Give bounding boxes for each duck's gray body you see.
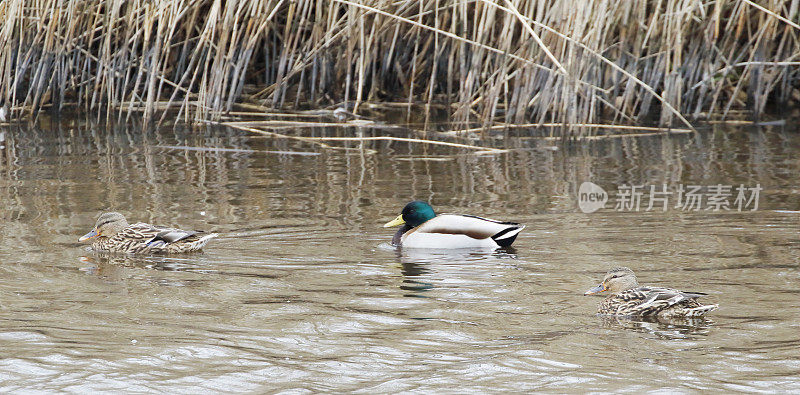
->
[392,214,524,249]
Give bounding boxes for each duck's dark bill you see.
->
[584,284,605,295]
[383,214,405,228]
[79,229,98,242]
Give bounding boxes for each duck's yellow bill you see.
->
[79,229,98,242]
[584,283,606,295]
[383,214,405,228]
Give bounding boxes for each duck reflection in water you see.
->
[79,254,212,281]
[396,247,518,297]
[397,249,435,297]
[598,315,714,339]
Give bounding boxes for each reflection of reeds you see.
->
[0,1,797,130]
[0,118,797,247]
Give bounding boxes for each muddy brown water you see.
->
[0,118,798,392]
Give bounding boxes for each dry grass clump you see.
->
[0,0,798,130]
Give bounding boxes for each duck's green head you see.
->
[383,201,436,228]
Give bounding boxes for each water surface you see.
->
[0,117,798,392]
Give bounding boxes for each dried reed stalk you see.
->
[0,0,797,132]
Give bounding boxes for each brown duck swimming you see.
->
[79,212,217,254]
[584,267,718,318]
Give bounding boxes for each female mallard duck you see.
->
[383,201,524,249]
[79,212,218,254]
[584,267,718,318]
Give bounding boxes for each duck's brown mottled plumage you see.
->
[80,212,217,254]
[585,267,717,318]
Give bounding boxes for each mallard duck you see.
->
[383,201,524,249]
[584,267,718,318]
[79,212,217,254]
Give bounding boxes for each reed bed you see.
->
[0,0,798,132]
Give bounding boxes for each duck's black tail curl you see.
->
[491,224,525,247]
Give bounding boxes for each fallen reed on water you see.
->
[0,0,798,130]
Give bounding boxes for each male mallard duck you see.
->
[79,212,217,254]
[584,267,718,318]
[383,201,524,248]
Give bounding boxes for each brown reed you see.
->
[0,0,797,133]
